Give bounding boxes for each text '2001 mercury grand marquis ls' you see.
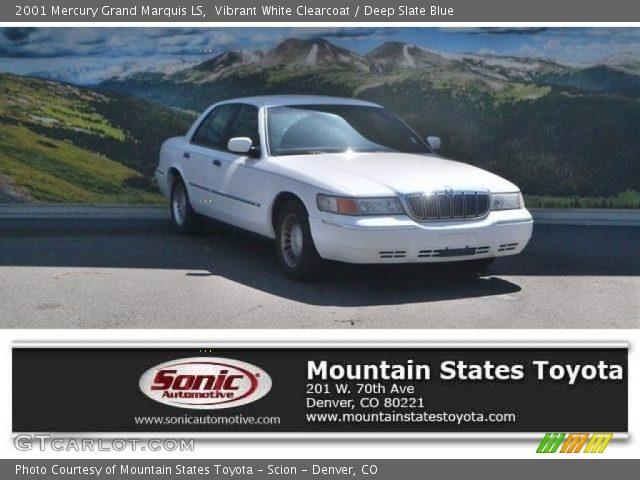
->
[156,95,533,279]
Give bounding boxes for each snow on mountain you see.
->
[90,38,636,88]
[259,38,369,71]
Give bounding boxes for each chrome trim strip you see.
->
[189,182,209,192]
[321,219,418,230]
[494,218,534,225]
[188,182,261,207]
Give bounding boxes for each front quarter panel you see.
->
[156,136,188,198]
[235,161,329,239]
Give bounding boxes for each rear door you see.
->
[214,104,265,230]
[185,103,239,216]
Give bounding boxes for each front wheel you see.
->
[170,179,202,234]
[275,200,322,280]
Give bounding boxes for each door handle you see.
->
[212,159,222,167]
[183,151,190,159]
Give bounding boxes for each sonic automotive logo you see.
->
[139,357,272,409]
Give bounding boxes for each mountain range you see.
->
[101,38,640,101]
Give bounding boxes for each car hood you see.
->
[268,152,519,196]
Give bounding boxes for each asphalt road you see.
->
[0,218,637,328]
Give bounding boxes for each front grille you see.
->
[405,191,490,221]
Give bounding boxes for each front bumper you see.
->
[309,209,533,264]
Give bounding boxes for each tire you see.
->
[275,200,322,280]
[170,178,202,234]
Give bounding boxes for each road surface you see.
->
[0,218,637,328]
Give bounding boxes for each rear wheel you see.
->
[275,200,322,280]
[170,178,202,234]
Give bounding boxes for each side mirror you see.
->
[227,137,253,154]
[426,136,441,152]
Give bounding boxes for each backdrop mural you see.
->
[1,27,639,207]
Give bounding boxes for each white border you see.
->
[3,22,640,26]
[2,330,637,459]
[11,341,630,348]
[0,21,637,458]
[10,432,630,440]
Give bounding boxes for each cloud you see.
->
[477,47,499,56]
[290,27,397,40]
[0,28,240,58]
[0,27,397,59]
[2,27,35,43]
[516,35,640,64]
[441,27,548,35]
[15,56,201,85]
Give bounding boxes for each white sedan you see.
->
[156,95,533,279]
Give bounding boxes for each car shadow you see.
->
[197,235,523,307]
[0,217,525,307]
[2,218,638,307]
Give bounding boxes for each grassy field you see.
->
[525,191,640,209]
[0,123,161,203]
[0,75,125,140]
[0,74,190,203]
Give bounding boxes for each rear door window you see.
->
[225,104,260,148]
[191,104,239,150]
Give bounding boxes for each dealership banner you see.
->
[12,343,627,435]
[4,0,640,22]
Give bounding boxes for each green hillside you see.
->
[358,74,640,200]
[0,74,193,202]
[100,67,370,112]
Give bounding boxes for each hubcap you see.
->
[173,184,186,226]
[281,213,304,268]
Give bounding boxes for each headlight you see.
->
[317,194,404,215]
[490,192,524,211]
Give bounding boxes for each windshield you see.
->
[266,104,431,156]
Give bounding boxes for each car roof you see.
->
[216,95,383,108]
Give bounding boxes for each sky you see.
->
[0,27,639,84]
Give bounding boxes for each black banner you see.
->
[12,346,628,433]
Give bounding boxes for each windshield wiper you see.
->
[277,149,338,156]
[276,147,395,156]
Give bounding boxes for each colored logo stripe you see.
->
[584,433,613,453]
[537,433,613,453]
[560,433,589,453]
[536,433,565,453]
